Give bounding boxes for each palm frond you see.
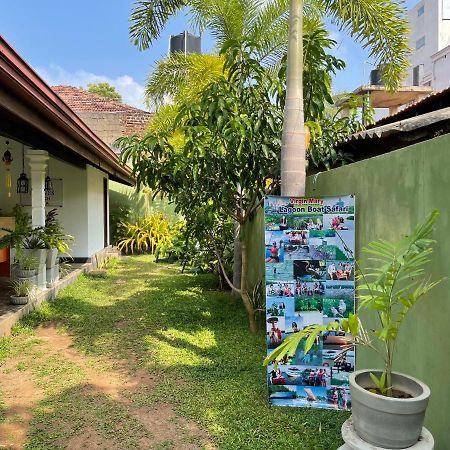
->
[189,0,247,43]
[322,0,410,90]
[145,52,224,108]
[129,0,186,50]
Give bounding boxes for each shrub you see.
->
[118,213,174,254]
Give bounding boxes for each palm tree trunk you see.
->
[281,0,306,197]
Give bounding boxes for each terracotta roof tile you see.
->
[51,85,151,114]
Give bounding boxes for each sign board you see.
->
[264,195,355,411]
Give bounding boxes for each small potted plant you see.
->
[265,211,444,449]
[10,279,33,305]
[43,209,72,267]
[16,254,38,279]
[0,205,32,253]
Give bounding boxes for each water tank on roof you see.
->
[169,31,201,55]
[370,69,383,86]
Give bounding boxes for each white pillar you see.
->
[26,149,49,289]
[26,150,48,228]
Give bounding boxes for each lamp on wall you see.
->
[44,165,54,204]
[45,176,54,196]
[2,140,13,198]
[17,144,29,194]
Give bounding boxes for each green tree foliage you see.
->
[118,38,375,333]
[118,41,283,332]
[86,82,122,102]
[148,29,370,170]
[307,93,375,169]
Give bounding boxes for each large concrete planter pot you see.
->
[350,369,430,449]
[22,248,47,266]
[22,249,47,288]
[46,248,58,268]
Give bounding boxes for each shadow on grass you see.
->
[15,256,347,449]
[26,384,154,449]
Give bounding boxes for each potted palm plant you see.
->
[10,279,33,305]
[0,205,32,254]
[22,229,47,266]
[43,209,72,267]
[265,211,444,449]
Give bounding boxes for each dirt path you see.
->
[0,323,215,450]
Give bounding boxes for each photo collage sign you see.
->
[264,195,355,411]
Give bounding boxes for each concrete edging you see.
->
[0,246,119,336]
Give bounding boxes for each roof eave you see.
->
[0,35,135,186]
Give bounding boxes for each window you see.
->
[418,5,424,16]
[416,36,426,49]
[444,0,450,20]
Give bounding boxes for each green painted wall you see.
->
[246,133,450,447]
[306,134,450,447]
[245,207,265,291]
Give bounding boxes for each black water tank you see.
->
[169,32,201,55]
[370,69,383,86]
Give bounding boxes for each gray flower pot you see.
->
[46,248,59,268]
[17,269,37,279]
[350,369,430,449]
[10,295,29,305]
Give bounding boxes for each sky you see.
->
[1,0,419,111]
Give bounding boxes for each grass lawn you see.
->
[0,256,347,449]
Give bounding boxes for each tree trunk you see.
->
[232,221,242,300]
[240,239,257,333]
[281,0,306,197]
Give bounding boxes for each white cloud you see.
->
[36,63,147,110]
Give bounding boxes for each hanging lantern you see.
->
[17,144,29,194]
[2,140,13,198]
[17,172,29,194]
[45,176,54,195]
[44,175,54,204]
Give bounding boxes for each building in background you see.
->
[169,31,201,56]
[51,86,153,153]
[336,0,450,119]
[406,0,450,88]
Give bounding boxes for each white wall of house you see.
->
[48,156,89,258]
[0,137,110,260]
[431,44,450,89]
[406,0,450,87]
[86,165,108,256]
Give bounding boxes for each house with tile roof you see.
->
[0,35,134,286]
[52,85,153,152]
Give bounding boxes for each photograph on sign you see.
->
[265,195,355,411]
